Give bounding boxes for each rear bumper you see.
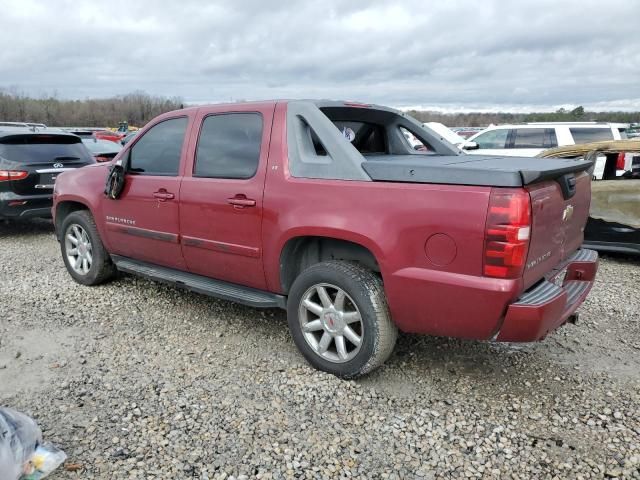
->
[0,192,53,219]
[496,249,598,342]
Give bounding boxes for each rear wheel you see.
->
[60,210,116,285]
[287,261,397,378]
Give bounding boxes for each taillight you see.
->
[616,152,626,171]
[0,170,28,182]
[95,156,111,163]
[483,188,531,279]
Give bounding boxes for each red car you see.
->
[93,130,125,143]
[52,100,598,378]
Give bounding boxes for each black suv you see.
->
[0,128,95,220]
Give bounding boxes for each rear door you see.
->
[103,116,190,270]
[179,104,274,290]
[506,128,557,157]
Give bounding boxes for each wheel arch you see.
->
[279,235,382,294]
[55,200,92,240]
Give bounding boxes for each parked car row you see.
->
[460,121,628,179]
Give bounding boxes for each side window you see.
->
[129,117,188,175]
[511,128,557,148]
[473,129,509,149]
[569,128,614,143]
[194,113,262,179]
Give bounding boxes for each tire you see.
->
[287,261,397,378]
[60,210,116,286]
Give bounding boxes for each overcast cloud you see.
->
[1,0,639,111]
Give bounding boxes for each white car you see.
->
[461,122,628,178]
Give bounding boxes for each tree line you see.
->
[408,106,640,128]
[1,89,638,129]
[0,89,183,128]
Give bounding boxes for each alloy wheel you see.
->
[298,283,364,363]
[65,224,93,275]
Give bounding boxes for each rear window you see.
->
[334,121,387,154]
[310,121,387,156]
[0,134,93,164]
[569,128,614,143]
[511,128,557,148]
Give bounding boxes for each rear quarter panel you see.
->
[263,103,502,337]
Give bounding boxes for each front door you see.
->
[104,116,190,270]
[179,105,274,290]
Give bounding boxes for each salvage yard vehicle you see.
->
[0,128,95,220]
[539,139,640,254]
[461,122,628,179]
[53,100,598,378]
[94,130,126,144]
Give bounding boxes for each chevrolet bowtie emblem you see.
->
[562,205,574,222]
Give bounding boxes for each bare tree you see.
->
[0,89,184,127]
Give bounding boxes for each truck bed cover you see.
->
[361,155,593,187]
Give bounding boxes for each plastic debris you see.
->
[0,407,67,480]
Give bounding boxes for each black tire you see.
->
[287,261,397,378]
[60,210,116,286]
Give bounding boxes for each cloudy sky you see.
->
[1,0,639,112]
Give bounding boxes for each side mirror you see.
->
[462,141,479,150]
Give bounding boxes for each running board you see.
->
[111,255,286,309]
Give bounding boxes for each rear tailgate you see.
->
[0,133,95,195]
[523,171,591,289]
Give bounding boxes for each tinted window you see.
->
[473,129,509,149]
[511,128,557,148]
[194,113,262,179]
[129,117,188,175]
[569,128,614,144]
[0,134,94,164]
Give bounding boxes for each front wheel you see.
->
[60,210,116,285]
[287,261,397,378]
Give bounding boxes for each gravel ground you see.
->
[1,219,639,479]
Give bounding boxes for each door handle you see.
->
[153,190,175,201]
[227,195,256,208]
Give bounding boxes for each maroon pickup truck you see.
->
[52,100,598,378]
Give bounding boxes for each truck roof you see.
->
[163,99,402,116]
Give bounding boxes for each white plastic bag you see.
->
[0,407,67,480]
[0,407,42,480]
